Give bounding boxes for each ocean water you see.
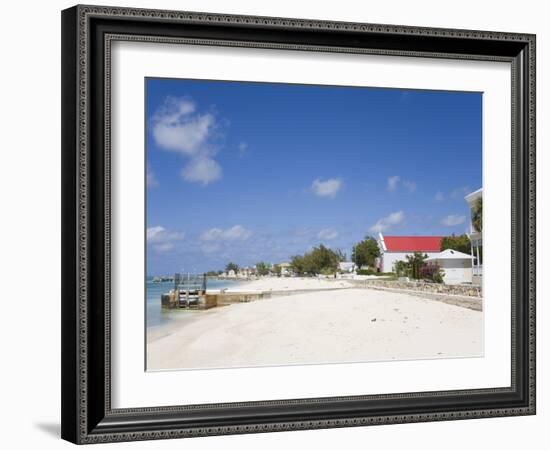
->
[146,277,245,328]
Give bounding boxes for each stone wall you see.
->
[349,279,482,298]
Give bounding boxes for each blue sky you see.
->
[146,78,482,275]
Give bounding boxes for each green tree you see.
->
[472,197,482,232]
[351,237,380,268]
[290,245,343,275]
[225,262,239,273]
[441,234,471,254]
[272,264,282,277]
[334,248,347,263]
[290,255,306,275]
[255,261,271,276]
[405,252,428,280]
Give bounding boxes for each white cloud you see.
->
[146,164,158,188]
[152,242,176,253]
[238,141,248,157]
[369,211,405,233]
[387,175,400,192]
[441,214,466,226]
[388,176,416,193]
[147,226,185,252]
[151,97,223,186]
[200,225,252,242]
[435,191,445,202]
[151,98,214,156]
[154,113,214,155]
[311,178,342,198]
[317,228,339,240]
[147,226,185,243]
[180,157,222,186]
[403,180,417,193]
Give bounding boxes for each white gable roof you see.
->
[425,249,471,261]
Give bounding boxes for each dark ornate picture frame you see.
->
[61,4,536,444]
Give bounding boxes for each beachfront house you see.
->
[278,262,293,276]
[239,267,256,278]
[465,188,483,286]
[375,233,443,273]
[425,249,473,284]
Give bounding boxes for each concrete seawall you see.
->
[163,287,354,309]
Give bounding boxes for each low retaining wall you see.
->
[347,280,482,311]
[362,285,482,311]
[349,279,482,298]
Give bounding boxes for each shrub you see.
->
[419,263,444,283]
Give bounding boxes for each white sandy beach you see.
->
[147,287,482,370]
[224,276,354,292]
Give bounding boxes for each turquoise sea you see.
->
[146,277,244,328]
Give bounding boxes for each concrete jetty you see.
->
[161,287,353,310]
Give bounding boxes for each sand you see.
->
[225,276,353,292]
[147,287,483,371]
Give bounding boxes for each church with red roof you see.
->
[375,233,443,273]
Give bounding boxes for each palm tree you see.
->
[472,197,482,232]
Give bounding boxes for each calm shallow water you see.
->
[146,277,245,328]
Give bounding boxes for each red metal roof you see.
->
[383,236,443,252]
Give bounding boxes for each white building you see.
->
[425,249,473,284]
[465,188,483,285]
[278,262,292,276]
[239,267,255,278]
[376,233,443,273]
[338,262,356,273]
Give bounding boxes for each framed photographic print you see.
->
[61,4,536,444]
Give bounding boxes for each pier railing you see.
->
[173,273,207,307]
